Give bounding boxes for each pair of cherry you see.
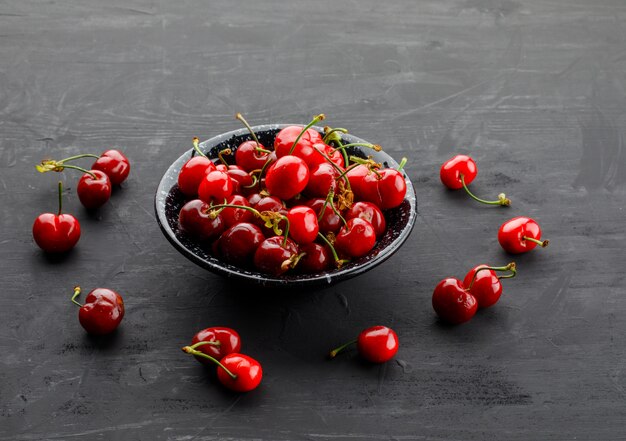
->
[433,262,516,324]
[32,150,130,253]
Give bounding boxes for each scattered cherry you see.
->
[432,278,478,325]
[91,149,130,185]
[32,181,81,253]
[498,216,549,254]
[190,327,242,363]
[77,169,112,209]
[329,325,399,363]
[463,262,517,308]
[71,286,124,335]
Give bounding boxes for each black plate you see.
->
[155,124,417,287]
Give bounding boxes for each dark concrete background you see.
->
[1,0,626,439]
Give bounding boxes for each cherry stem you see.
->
[187,340,221,350]
[58,153,101,163]
[71,286,83,307]
[322,127,348,144]
[317,232,349,268]
[397,157,407,172]
[181,346,237,379]
[235,113,261,148]
[460,174,510,207]
[59,164,98,179]
[208,203,290,244]
[328,339,357,358]
[311,145,351,191]
[523,236,549,248]
[333,142,382,152]
[288,114,325,156]
[467,262,517,291]
[242,174,258,189]
[57,181,63,215]
[318,190,335,222]
[192,137,207,158]
[348,156,382,177]
[217,148,232,167]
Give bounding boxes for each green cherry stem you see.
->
[467,262,517,291]
[181,346,237,379]
[71,286,83,307]
[58,153,101,163]
[207,203,290,245]
[397,157,407,172]
[322,127,348,144]
[317,232,349,268]
[235,113,261,148]
[333,142,382,152]
[329,339,357,358]
[217,148,232,167]
[187,340,221,350]
[460,174,510,207]
[192,137,207,158]
[288,114,325,156]
[311,146,351,191]
[57,181,63,215]
[523,236,549,248]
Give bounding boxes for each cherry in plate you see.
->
[498,216,549,254]
[32,181,81,253]
[71,286,124,335]
[329,325,399,363]
[334,218,376,258]
[265,155,310,201]
[286,206,319,245]
[253,236,300,276]
[178,199,225,241]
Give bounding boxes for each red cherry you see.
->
[361,168,407,210]
[305,142,345,168]
[304,162,339,198]
[71,286,124,335]
[216,353,263,392]
[287,206,319,245]
[274,125,323,162]
[77,170,112,209]
[298,242,331,273]
[463,262,516,308]
[32,182,80,253]
[178,199,225,241]
[217,222,265,266]
[498,217,549,254]
[305,198,342,234]
[253,236,299,276]
[346,164,370,200]
[178,156,216,197]
[265,155,310,200]
[432,278,477,325]
[335,218,376,258]
[198,170,233,204]
[190,327,242,363]
[440,154,477,190]
[225,167,254,194]
[247,193,262,206]
[235,140,269,172]
[345,202,386,238]
[221,195,254,227]
[329,325,399,364]
[91,149,130,185]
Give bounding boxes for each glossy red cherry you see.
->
[274,125,323,162]
[440,154,510,206]
[329,325,399,363]
[440,154,477,190]
[265,155,310,200]
[252,195,287,236]
[77,170,112,209]
[216,353,263,392]
[190,327,242,363]
[178,199,225,241]
[33,182,80,253]
[217,222,265,266]
[346,164,370,200]
[253,236,299,276]
[91,149,130,185]
[178,156,215,197]
[498,217,549,254]
[305,162,339,198]
[463,262,516,308]
[71,286,124,335]
[298,242,331,273]
[226,167,254,194]
[287,206,319,245]
[305,198,342,234]
[361,167,407,210]
[235,141,269,172]
[308,142,345,168]
[221,195,254,227]
[345,202,386,238]
[334,218,376,258]
[432,278,477,325]
[198,170,233,204]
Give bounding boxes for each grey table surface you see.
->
[1,0,626,440]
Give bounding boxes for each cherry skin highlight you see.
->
[33,213,80,253]
[265,155,310,200]
[440,155,477,190]
[92,149,130,185]
[216,353,263,392]
[357,326,399,363]
[335,218,376,258]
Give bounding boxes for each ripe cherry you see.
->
[253,236,299,276]
[32,181,80,253]
[265,155,310,200]
[498,216,549,254]
[335,218,376,258]
[234,113,270,172]
[329,325,399,363]
[463,262,517,308]
[274,115,325,163]
[298,242,331,273]
[308,142,345,169]
[287,206,319,245]
[305,198,342,234]
[71,286,124,335]
[190,327,242,363]
[178,199,225,241]
[198,170,233,204]
[181,347,262,392]
[440,154,510,206]
[345,164,370,200]
[361,164,407,210]
[77,169,112,209]
[346,202,386,238]
[432,278,478,325]
[217,222,265,266]
[178,153,216,197]
[221,195,254,227]
[91,149,130,185]
[305,162,339,198]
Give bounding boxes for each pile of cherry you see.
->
[176,114,408,276]
[433,154,550,324]
[32,150,130,252]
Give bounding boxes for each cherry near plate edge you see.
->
[155,124,417,287]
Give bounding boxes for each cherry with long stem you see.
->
[288,114,325,156]
[191,137,207,158]
[236,113,262,148]
[37,160,97,179]
[181,345,237,380]
[466,262,516,291]
[460,174,510,207]
[316,232,349,268]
